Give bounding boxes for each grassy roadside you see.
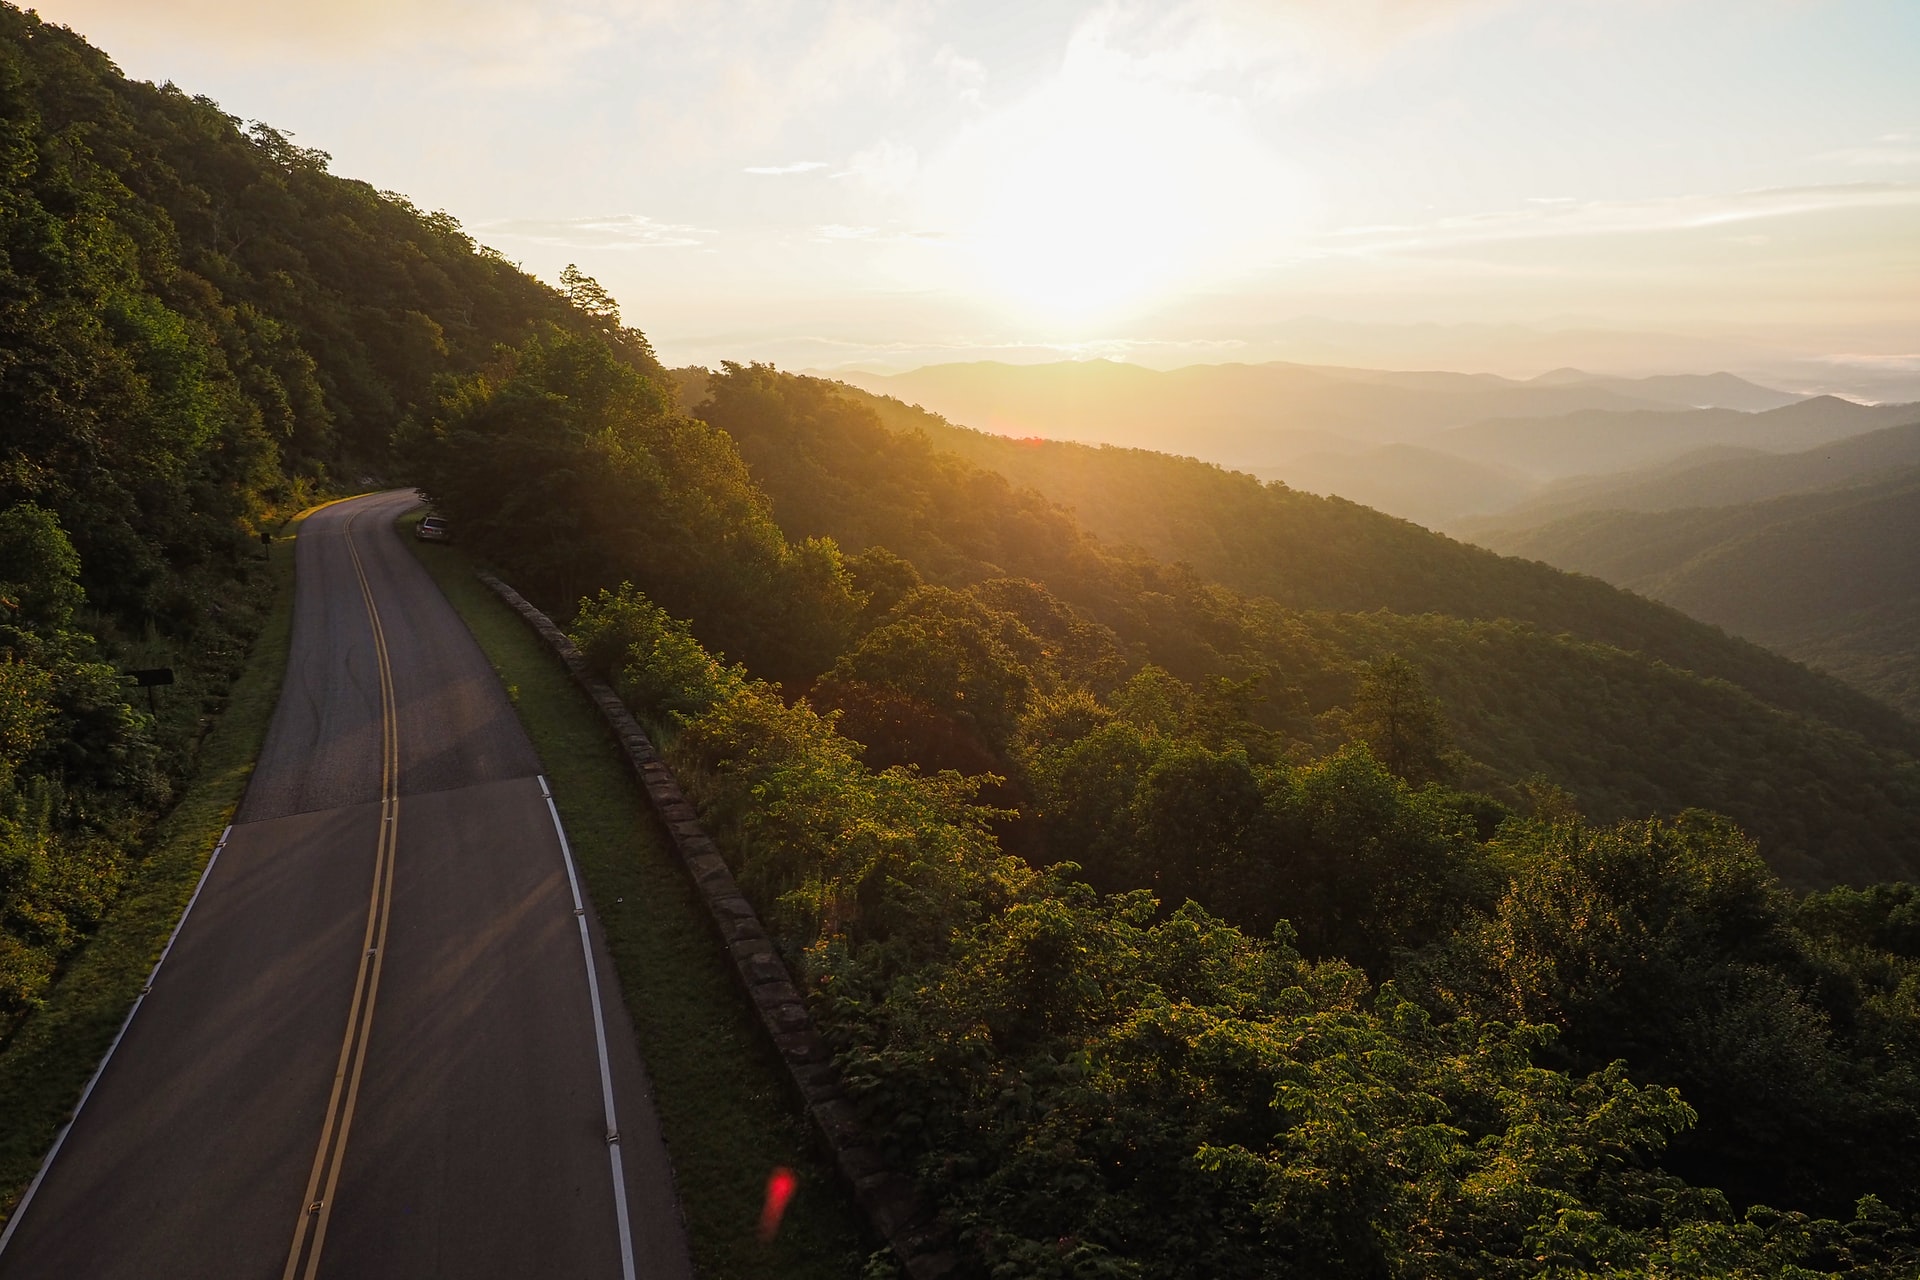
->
[401,516,869,1280]
[0,498,348,1224]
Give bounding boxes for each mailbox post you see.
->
[128,667,174,716]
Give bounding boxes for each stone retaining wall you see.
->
[477,572,954,1280]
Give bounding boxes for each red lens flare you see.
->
[759,1166,798,1243]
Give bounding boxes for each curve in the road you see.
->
[0,490,691,1280]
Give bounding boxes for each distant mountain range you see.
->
[1522,368,1806,411]
[839,356,1919,536]
[835,359,1802,471]
[1426,397,1918,481]
[1282,397,1918,528]
[827,358,1920,728]
[1457,420,1920,539]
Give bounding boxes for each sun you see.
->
[964,120,1190,321]
[921,44,1306,326]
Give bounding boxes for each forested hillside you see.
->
[1270,441,1531,528]
[412,349,1920,1274]
[1479,469,1920,719]
[13,6,1920,1274]
[822,381,1919,755]
[0,4,643,1029]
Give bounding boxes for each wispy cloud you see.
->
[743,161,829,176]
[480,213,712,250]
[1066,0,1518,99]
[1324,183,1920,255]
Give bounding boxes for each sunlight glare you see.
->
[922,40,1307,325]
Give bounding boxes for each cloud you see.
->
[479,213,711,250]
[1324,183,1920,255]
[1055,0,1518,100]
[743,161,830,175]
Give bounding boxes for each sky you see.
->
[29,0,1920,392]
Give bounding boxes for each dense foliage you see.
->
[403,332,857,688]
[691,367,1920,889]
[0,4,636,1028]
[836,385,1920,756]
[15,8,1920,1270]
[570,585,1920,1278]
[411,340,1920,1271]
[0,504,158,1012]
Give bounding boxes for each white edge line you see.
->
[537,776,638,1280]
[0,824,235,1258]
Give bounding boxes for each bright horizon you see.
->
[31,0,1920,395]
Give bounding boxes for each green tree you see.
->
[412,326,856,684]
[559,263,620,324]
[1342,655,1456,784]
[0,504,85,629]
[816,586,1044,769]
[1441,812,1920,1214]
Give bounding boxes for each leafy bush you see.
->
[577,586,1920,1278]
[572,585,744,721]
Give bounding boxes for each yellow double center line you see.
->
[282,510,401,1280]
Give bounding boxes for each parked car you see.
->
[415,514,453,544]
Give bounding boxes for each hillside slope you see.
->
[675,368,1920,887]
[25,11,1920,1268]
[1270,443,1535,528]
[1483,469,1920,718]
[815,380,1920,756]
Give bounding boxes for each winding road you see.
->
[0,490,693,1279]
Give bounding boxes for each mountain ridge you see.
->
[703,371,1920,749]
[1477,468,1920,718]
[1456,417,1920,537]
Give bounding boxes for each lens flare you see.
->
[759,1166,798,1243]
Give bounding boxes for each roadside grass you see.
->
[0,499,343,1225]
[402,516,870,1280]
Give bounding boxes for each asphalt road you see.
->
[0,490,693,1279]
